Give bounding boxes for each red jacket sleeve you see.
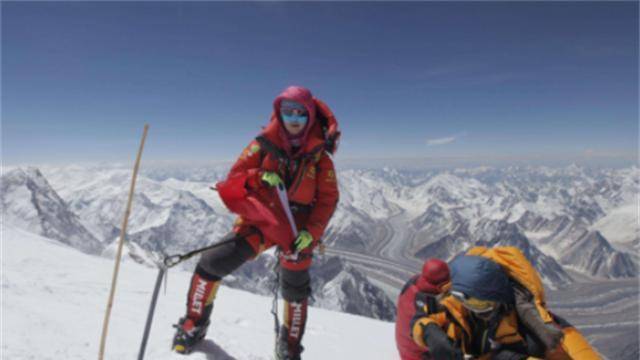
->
[227,140,263,190]
[305,152,339,242]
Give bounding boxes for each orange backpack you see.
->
[465,246,553,323]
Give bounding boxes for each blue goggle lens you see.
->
[281,113,308,124]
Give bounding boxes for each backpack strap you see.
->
[255,135,288,164]
[255,135,298,187]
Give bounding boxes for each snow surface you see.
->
[1,224,397,360]
[591,204,639,248]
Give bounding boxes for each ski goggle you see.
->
[281,112,308,126]
[451,291,496,314]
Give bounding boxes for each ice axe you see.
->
[273,181,327,258]
[274,182,300,259]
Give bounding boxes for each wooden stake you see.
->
[99,124,149,360]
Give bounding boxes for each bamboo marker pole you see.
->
[99,124,149,360]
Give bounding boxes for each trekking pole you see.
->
[271,183,300,348]
[270,250,282,351]
[137,265,166,360]
[99,124,149,360]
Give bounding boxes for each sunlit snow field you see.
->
[1,225,396,359]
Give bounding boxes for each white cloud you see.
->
[426,135,457,146]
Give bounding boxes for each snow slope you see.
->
[591,204,639,249]
[1,225,397,360]
[1,168,103,254]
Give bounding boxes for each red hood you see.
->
[269,85,317,154]
[263,85,341,156]
[417,258,451,293]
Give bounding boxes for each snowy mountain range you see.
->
[2,164,638,314]
[0,166,396,320]
[1,162,637,359]
[332,166,638,283]
[1,168,103,254]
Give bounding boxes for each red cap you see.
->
[416,258,451,294]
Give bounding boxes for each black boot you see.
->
[172,317,210,354]
[276,326,304,360]
[172,270,221,354]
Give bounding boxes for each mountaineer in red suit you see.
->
[395,258,457,360]
[172,86,340,360]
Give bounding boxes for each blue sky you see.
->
[2,2,638,166]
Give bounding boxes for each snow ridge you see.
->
[1,168,103,254]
